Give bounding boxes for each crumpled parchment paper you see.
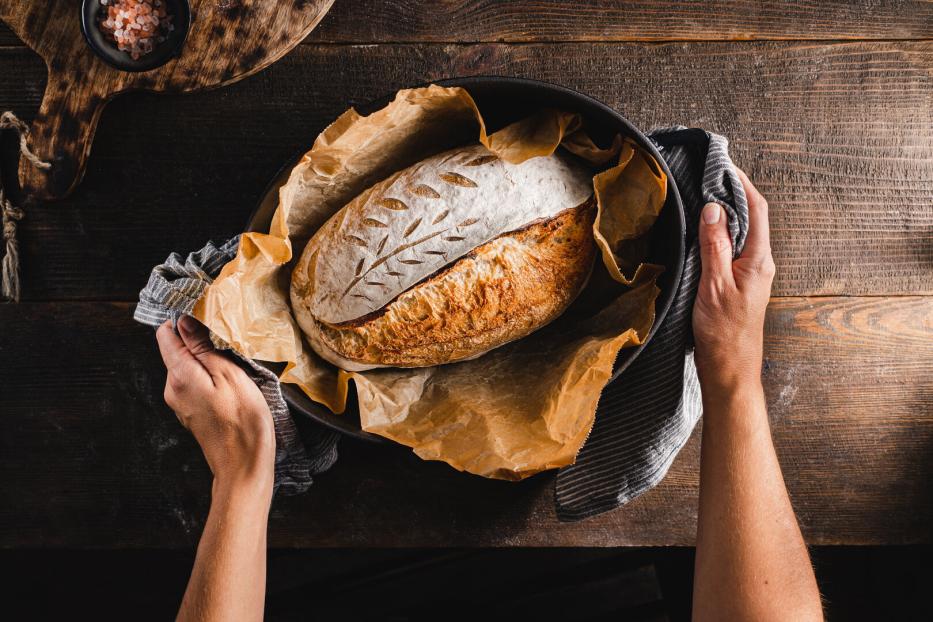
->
[194,85,667,480]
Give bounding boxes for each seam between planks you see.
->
[300,37,933,45]
[1,38,933,51]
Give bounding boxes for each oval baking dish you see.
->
[247,76,687,443]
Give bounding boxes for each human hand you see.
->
[156,315,275,492]
[692,168,775,392]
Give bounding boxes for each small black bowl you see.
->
[80,0,191,72]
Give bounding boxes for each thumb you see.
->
[177,315,227,376]
[698,203,735,288]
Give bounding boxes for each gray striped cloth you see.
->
[555,128,748,520]
[133,237,339,495]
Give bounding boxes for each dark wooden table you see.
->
[1,1,931,548]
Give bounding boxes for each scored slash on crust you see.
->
[463,155,499,167]
[403,218,423,237]
[438,172,478,187]
[378,198,409,211]
[409,184,441,198]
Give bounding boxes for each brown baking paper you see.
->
[194,85,667,480]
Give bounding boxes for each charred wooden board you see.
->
[0,0,333,199]
[0,41,929,300]
[0,297,929,546]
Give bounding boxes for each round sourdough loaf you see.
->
[290,143,596,371]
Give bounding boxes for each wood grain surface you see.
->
[1,1,931,548]
[308,0,933,43]
[0,0,334,198]
[0,297,929,546]
[3,1,933,45]
[1,41,929,301]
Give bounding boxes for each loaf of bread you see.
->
[290,143,596,371]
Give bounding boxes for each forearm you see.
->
[693,381,821,621]
[177,476,272,622]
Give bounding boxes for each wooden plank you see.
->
[308,0,933,43]
[0,41,930,301]
[0,296,930,547]
[3,2,933,45]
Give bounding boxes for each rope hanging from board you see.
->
[1,111,51,302]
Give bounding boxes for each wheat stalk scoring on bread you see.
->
[290,143,597,370]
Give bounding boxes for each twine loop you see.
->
[1,111,51,171]
[2,200,23,235]
[1,111,51,302]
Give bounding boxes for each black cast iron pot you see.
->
[247,76,686,443]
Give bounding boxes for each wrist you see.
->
[696,349,764,400]
[695,351,763,392]
[212,462,274,504]
[700,376,768,430]
[701,379,763,405]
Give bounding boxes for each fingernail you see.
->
[702,203,721,225]
[178,314,196,334]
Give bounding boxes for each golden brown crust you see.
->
[314,198,596,368]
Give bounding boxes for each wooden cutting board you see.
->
[0,0,334,200]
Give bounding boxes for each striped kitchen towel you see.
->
[133,237,339,495]
[555,128,749,520]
